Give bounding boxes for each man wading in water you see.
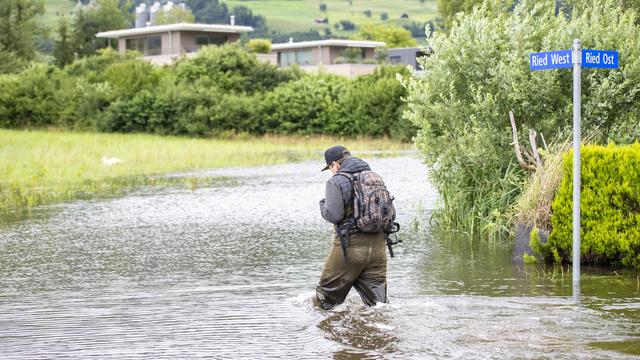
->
[315,145,397,309]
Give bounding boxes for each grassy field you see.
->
[225,0,438,35]
[39,0,438,36]
[41,0,76,30]
[0,129,411,220]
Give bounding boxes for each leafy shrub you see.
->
[94,58,163,101]
[210,94,262,134]
[534,144,640,269]
[261,74,347,135]
[339,65,415,141]
[0,64,62,128]
[98,90,162,133]
[247,39,272,54]
[341,47,362,63]
[64,48,139,81]
[56,77,114,129]
[0,47,26,74]
[355,24,417,48]
[175,44,298,93]
[0,42,410,140]
[402,0,640,238]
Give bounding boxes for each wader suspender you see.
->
[335,173,355,260]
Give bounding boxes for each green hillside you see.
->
[41,0,76,30]
[40,0,438,37]
[225,0,438,35]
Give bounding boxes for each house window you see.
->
[295,50,312,65]
[194,34,228,49]
[389,56,402,64]
[147,36,161,55]
[125,36,162,56]
[279,49,313,66]
[280,51,295,66]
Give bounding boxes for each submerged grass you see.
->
[0,129,411,220]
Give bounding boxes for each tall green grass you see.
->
[0,129,410,220]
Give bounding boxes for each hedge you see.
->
[0,46,414,141]
[534,144,640,269]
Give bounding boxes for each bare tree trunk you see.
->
[509,111,536,171]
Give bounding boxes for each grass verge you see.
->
[0,129,411,221]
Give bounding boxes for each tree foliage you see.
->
[54,17,74,68]
[0,46,26,74]
[72,0,129,57]
[155,6,195,25]
[437,0,514,30]
[403,0,640,238]
[186,0,228,24]
[0,0,45,60]
[247,39,272,53]
[355,24,417,48]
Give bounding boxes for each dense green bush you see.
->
[97,58,163,100]
[0,47,26,74]
[0,64,62,128]
[533,144,640,269]
[402,0,640,238]
[0,44,413,140]
[174,44,301,93]
[247,39,272,54]
[261,74,347,135]
[340,65,415,141]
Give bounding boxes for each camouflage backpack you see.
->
[339,171,398,234]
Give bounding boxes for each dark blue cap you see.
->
[322,145,350,171]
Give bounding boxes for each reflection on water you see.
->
[0,156,638,359]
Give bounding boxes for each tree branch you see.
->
[529,129,542,167]
[509,111,536,171]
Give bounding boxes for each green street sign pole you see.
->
[572,39,582,299]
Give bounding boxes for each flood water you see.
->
[1,156,638,359]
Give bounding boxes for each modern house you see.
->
[387,47,430,70]
[270,39,385,67]
[269,39,385,78]
[96,23,254,64]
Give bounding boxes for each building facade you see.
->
[96,23,253,64]
[270,39,385,67]
[387,47,430,70]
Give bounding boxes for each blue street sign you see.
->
[529,50,572,70]
[528,41,619,297]
[582,49,618,68]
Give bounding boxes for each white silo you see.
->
[135,3,148,28]
[149,1,161,26]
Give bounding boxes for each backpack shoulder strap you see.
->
[334,172,353,181]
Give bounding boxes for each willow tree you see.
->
[402,0,640,238]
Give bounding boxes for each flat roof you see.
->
[271,39,385,51]
[96,23,254,38]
